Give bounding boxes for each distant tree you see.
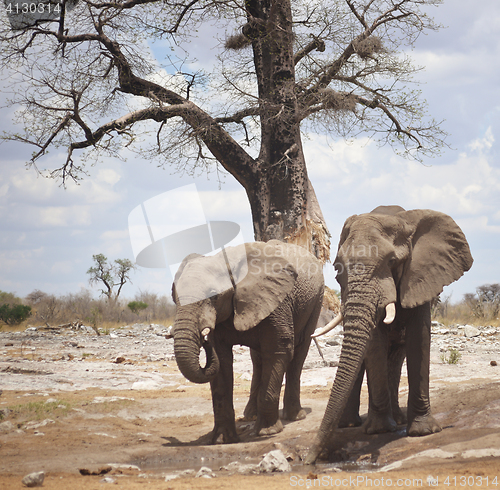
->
[0,291,21,306]
[87,254,136,301]
[26,289,60,324]
[464,284,500,320]
[0,291,30,325]
[0,0,446,262]
[476,283,500,319]
[25,289,48,304]
[0,304,32,325]
[128,301,148,315]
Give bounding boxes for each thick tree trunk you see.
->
[243,0,331,262]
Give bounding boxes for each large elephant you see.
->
[305,206,473,464]
[172,240,324,444]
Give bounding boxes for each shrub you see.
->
[128,301,148,314]
[0,304,32,325]
[440,348,461,365]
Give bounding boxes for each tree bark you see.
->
[242,0,330,261]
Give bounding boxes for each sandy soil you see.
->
[1,322,500,489]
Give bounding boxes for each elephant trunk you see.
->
[173,320,220,384]
[305,285,377,464]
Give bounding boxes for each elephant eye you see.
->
[388,257,397,268]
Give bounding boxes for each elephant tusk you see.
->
[383,303,396,324]
[201,327,211,340]
[311,312,343,338]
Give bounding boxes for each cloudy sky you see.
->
[0,0,498,303]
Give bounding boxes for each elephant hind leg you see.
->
[282,340,309,421]
[254,354,289,436]
[242,348,260,421]
[282,301,322,421]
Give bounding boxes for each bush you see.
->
[440,348,461,365]
[128,301,148,315]
[23,288,176,327]
[0,304,32,325]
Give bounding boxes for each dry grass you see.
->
[1,289,176,332]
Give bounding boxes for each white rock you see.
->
[464,325,481,338]
[178,469,196,477]
[258,449,292,473]
[22,471,45,487]
[196,466,215,478]
[131,380,160,390]
[220,461,258,474]
[164,474,179,481]
[0,421,15,433]
[100,477,116,484]
[25,419,55,430]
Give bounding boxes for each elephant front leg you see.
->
[388,338,407,426]
[209,341,239,443]
[404,303,442,436]
[363,327,397,434]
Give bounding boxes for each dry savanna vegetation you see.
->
[0,289,176,333]
[1,283,499,333]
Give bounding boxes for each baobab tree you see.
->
[0,0,446,261]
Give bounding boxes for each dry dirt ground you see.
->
[1,322,500,489]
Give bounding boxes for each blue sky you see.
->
[0,0,499,303]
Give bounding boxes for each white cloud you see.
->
[39,206,92,227]
[308,127,500,224]
[97,169,121,186]
[50,261,76,275]
[199,189,252,219]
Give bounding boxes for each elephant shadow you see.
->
[322,411,409,464]
[161,407,313,447]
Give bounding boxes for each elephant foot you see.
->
[393,406,407,426]
[363,412,397,435]
[242,401,258,421]
[407,414,442,437]
[255,418,283,436]
[338,413,362,428]
[210,424,240,444]
[282,406,306,421]
[241,413,257,422]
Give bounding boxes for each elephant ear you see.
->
[398,209,473,308]
[171,253,202,305]
[232,242,298,332]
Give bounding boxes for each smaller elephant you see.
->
[306,206,473,464]
[172,240,324,443]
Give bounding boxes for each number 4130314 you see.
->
[443,475,498,486]
[5,2,61,14]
